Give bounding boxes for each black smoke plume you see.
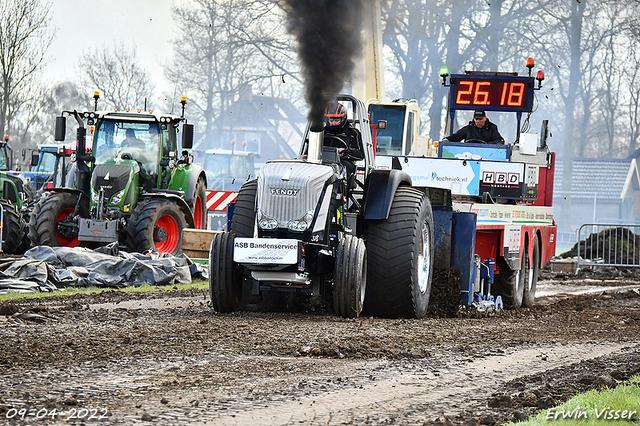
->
[283,0,363,127]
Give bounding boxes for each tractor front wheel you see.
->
[209,232,242,313]
[28,192,87,248]
[126,198,188,255]
[333,234,367,318]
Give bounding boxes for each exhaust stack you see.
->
[307,125,324,163]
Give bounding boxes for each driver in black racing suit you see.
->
[443,109,504,144]
[323,101,364,183]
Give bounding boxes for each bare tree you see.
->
[0,0,53,138]
[382,0,548,141]
[21,81,92,148]
[624,4,640,158]
[166,0,299,146]
[79,43,155,111]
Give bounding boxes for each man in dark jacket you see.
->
[323,101,364,178]
[444,110,504,144]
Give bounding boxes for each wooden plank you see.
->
[183,249,209,260]
[182,229,220,258]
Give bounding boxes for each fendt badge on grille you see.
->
[270,188,299,196]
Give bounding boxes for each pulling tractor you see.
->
[28,95,207,255]
[210,62,557,317]
[210,94,436,318]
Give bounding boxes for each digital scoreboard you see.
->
[449,75,535,112]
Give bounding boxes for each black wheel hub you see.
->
[154,226,167,243]
[56,220,78,239]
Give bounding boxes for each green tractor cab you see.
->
[28,97,207,255]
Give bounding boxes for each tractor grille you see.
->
[92,164,131,201]
[257,161,335,226]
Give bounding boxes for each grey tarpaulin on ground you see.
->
[0,244,208,293]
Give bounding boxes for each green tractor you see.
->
[28,97,207,255]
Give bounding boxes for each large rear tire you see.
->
[365,186,434,319]
[333,235,367,318]
[28,192,87,248]
[190,176,207,230]
[495,250,525,309]
[0,199,26,254]
[230,179,257,237]
[523,236,540,307]
[125,198,188,255]
[209,232,242,313]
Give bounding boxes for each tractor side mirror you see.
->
[55,116,66,141]
[31,153,39,168]
[182,123,194,149]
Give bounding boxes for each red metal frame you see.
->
[475,222,557,274]
[533,152,555,207]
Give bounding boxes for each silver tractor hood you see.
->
[256,161,335,231]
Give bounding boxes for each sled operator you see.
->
[443,109,504,144]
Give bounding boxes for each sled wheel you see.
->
[365,186,434,318]
[28,192,87,248]
[126,198,188,255]
[334,235,367,318]
[209,232,242,313]
[523,236,540,307]
[495,249,526,309]
[191,176,207,229]
[230,179,257,237]
[0,198,26,254]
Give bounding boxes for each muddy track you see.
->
[0,277,639,425]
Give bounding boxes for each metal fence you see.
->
[576,224,640,271]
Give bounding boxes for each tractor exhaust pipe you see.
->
[72,111,91,196]
[307,125,324,163]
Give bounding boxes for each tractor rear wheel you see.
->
[209,232,242,313]
[28,192,87,248]
[333,235,367,318]
[523,236,540,307]
[191,176,207,230]
[230,179,257,237]
[126,198,188,255]
[365,186,434,318]
[495,250,526,309]
[0,199,26,254]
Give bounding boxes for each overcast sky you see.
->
[43,0,176,89]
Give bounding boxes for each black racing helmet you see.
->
[324,101,347,131]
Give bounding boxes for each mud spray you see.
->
[283,0,363,126]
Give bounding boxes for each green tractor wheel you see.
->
[28,192,87,248]
[126,198,188,255]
